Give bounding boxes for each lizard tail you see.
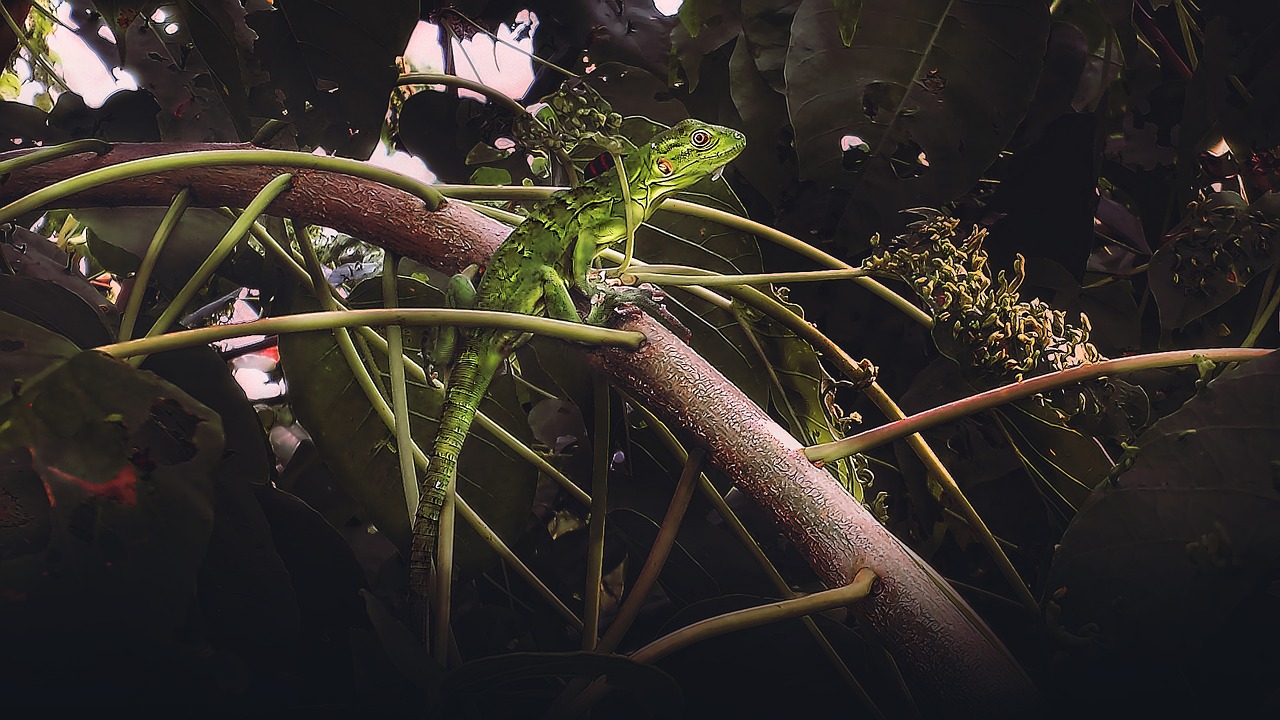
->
[409,345,502,604]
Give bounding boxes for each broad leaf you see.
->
[783,0,1049,239]
[276,278,536,572]
[1046,350,1280,707]
[0,338,222,665]
[246,0,417,157]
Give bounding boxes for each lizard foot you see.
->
[586,282,692,343]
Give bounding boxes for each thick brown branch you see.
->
[0,143,502,273]
[593,308,1038,713]
[0,143,1039,711]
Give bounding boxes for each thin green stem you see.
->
[865,383,1037,614]
[119,187,191,341]
[382,254,421,517]
[809,348,1273,463]
[398,72,530,120]
[97,308,646,359]
[636,567,876,662]
[215,209,312,287]
[626,399,884,719]
[132,174,294,364]
[583,376,611,649]
[0,149,444,224]
[0,139,111,178]
[434,469,457,665]
[614,151,637,274]
[442,10,580,79]
[598,448,704,653]
[435,184,931,326]
[562,569,878,717]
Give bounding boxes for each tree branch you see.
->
[0,142,1040,712]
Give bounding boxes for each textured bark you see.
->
[0,143,1039,710]
[592,307,1038,713]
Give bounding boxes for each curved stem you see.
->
[582,376,611,649]
[562,569,878,717]
[0,139,111,178]
[809,347,1274,463]
[133,174,294,364]
[398,72,579,185]
[96,308,645,359]
[599,447,704,654]
[635,567,877,664]
[625,399,884,719]
[0,149,444,224]
[119,187,191,341]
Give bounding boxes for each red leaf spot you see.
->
[42,464,139,506]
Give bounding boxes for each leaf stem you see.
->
[0,149,444,224]
[119,187,191,341]
[582,376,611,649]
[625,267,870,287]
[808,347,1274,462]
[96,308,645,359]
[131,174,293,364]
[626,400,884,719]
[563,569,878,716]
[0,139,111,178]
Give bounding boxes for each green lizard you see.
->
[410,119,746,601]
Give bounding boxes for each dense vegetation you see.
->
[1,0,1278,716]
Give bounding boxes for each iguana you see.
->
[410,119,746,601]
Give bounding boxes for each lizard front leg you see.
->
[425,265,480,373]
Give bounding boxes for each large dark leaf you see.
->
[1046,350,1280,713]
[174,0,255,138]
[0,325,222,699]
[276,277,536,571]
[783,0,1049,241]
[246,0,417,157]
[142,344,301,683]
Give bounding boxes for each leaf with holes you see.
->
[784,0,1048,242]
[0,339,222,663]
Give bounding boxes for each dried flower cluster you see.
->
[863,211,1101,379]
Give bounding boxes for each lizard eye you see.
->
[656,157,674,175]
[690,129,713,149]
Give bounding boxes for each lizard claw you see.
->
[587,283,692,343]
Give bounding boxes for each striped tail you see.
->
[409,344,502,604]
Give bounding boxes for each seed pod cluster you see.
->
[1148,192,1278,330]
[863,211,1101,379]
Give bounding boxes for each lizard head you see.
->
[631,119,746,202]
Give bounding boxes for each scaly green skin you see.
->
[410,120,746,600]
